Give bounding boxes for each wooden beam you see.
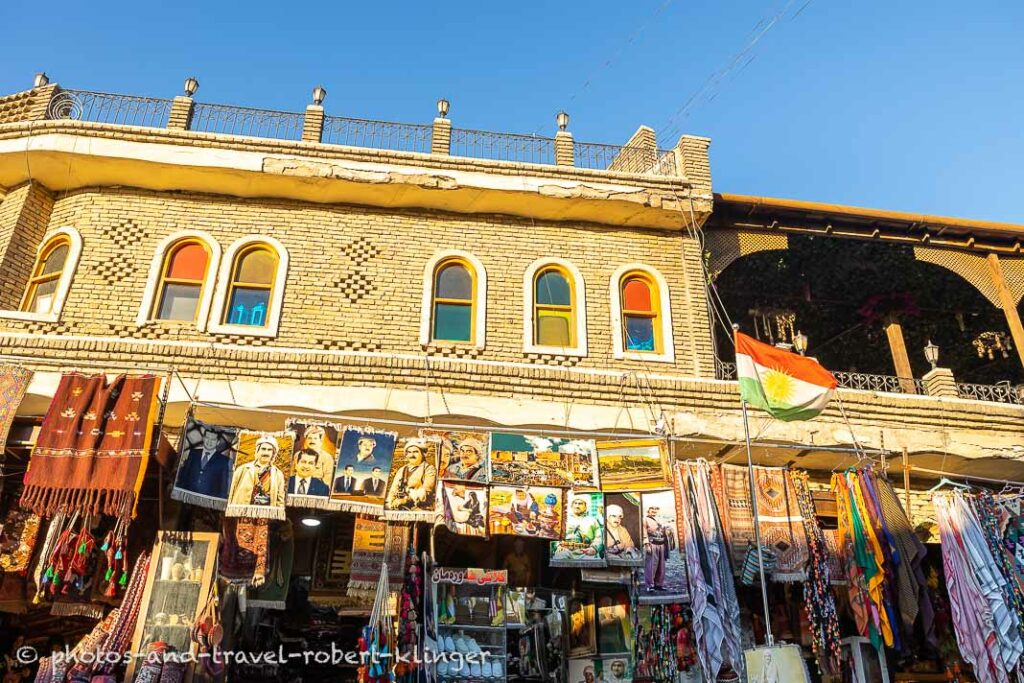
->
[884,317,917,393]
[986,253,1024,372]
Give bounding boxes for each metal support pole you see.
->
[742,398,774,647]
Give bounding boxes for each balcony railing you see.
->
[46,89,173,128]
[957,382,1024,405]
[716,360,926,396]
[322,115,432,154]
[189,102,304,141]
[449,128,557,166]
[574,141,677,176]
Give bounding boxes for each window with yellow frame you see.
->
[20,236,71,315]
[223,244,278,327]
[534,266,575,347]
[620,272,661,353]
[152,239,211,322]
[432,258,475,342]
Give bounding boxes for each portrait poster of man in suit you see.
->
[170,416,238,510]
[286,420,339,508]
[331,426,398,510]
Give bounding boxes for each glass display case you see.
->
[429,567,508,681]
[126,531,220,683]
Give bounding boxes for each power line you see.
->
[659,0,814,144]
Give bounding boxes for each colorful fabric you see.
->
[428,429,489,484]
[249,522,295,609]
[170,416,238,510]
[719,464,808,580]
[675,461,743,679]
[488,485,563,540]
[22,373,161,521]
[219,517,269,584]
[935,493,1023,683]
[225,430,294,520]
[488,432,581,487]
[440,481,488,537]
[0,508,41,574]
[384,436,440,522]
[735,331,836,421]
[0,365,31,450]
[550,491,605,567]
[976,492,1024,641]
[330,426,398,513]
[347,517,409,597]
[285,420,340,509]
[639,488,688,604]
[604,492,644,567]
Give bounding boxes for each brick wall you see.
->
[0,186,716,376]
[0,183,54,310]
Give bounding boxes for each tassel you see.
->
[114,548,123,561]
[100,541,110,552]
[119,571,128,587]
[104,567,113,581]
[44,565,54,580]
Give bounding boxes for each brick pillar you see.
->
[609,125,657,173]
[555,131,574,166]
[922,367,958,398]
[25,84,60,120]
[302,105,325,143]
[674,134,712,187]
[431,117,451,155]
[167,96,195,130]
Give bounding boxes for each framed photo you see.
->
[567,593,597,657]
[596,439,671,492]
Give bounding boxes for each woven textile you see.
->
[0,509,41,574]
[219,518,269,584]
[225,430,294,520]
[0,365,31,450]
[718,465,755,571]
[249,523,295,609]
[21,374,160,521]
[347,517,409,598]
[170,416,238,511]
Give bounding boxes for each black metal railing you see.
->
[715,359,737,381]
[322,116,432,154]
[574,142,677,176]
[449,128,557,165]
[716,360,926,396]
[189,102,304,141]
[957,382,1024,405]
[46,89,173,128]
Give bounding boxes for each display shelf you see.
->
[430,567,508,683]
[438,623,506,632]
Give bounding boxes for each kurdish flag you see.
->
[735,331,837,421]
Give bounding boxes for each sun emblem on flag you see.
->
[761,367,796,403]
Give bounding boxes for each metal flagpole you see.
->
[735,323,774,647]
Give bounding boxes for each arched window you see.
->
[432,260,475,342]
[20,235,70,314]
[419,251,487,348]
[610,264,674,363]
[208,236,289,337]
[621,273,659,352]
[224,244,278,327]
[152,240,211,321]
[535,268,574,347]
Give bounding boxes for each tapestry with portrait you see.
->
[224,430,295,520]
[639,489,688,604]
[567,593,597,657]
[441,481,488,538]
[551,491,605,567]
[604,492,644,568]
[427,429,489,484]
[286,420,340,510]
[170,416,239,511]
[330,426,398,513]
[384,436,440,522]
[488,486,563,540]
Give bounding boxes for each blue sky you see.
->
[3,1,1022,221]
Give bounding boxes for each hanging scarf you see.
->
[22,374,161,521]
[791,472,841,676]
[170,416,238,510]
[248,522,295,610]
[225,430,294,520]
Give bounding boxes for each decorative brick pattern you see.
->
[334,236,381,303]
